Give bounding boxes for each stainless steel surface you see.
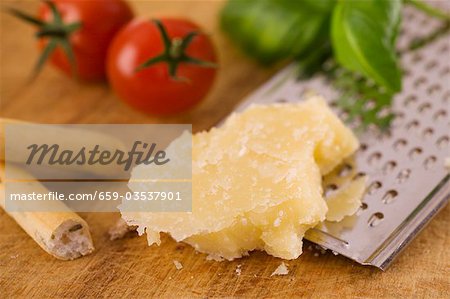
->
[233,5,450,270]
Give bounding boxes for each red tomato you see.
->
[107,18,217,115]
[38,0,133,81]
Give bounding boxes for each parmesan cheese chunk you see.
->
[121,96,362,261]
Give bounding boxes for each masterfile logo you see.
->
[26,141,170,171]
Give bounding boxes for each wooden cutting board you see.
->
[1,1,449,297]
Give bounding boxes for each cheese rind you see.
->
[121,96,362,260]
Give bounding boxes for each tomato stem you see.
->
[135,19,217,80]
[7,1,81,79]
[169,38,183,59]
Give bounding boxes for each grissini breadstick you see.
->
[0,163,94,260]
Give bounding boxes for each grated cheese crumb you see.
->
[173,260,183,270]
[235,264,242,276]
[271,262,289,276]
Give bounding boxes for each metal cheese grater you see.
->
[232,5,450,270]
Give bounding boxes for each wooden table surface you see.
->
[1,1,449,298]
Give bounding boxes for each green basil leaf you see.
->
[331,0,402,92]
[300,0,337,13]
[221,0,335,65]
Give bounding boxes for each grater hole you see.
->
[443,91,450,103]
[367,152,382,165]
[413,77,427,87]
[364,100,376,111]
[367,124,381,134]
[368,212,384,227]
[339,110,349,120]
[360,143,368,152]
[338,164,353,177]
[405,11,415,20]
[393,139,408,150]
[422,127,434,139]
[397,169,411,183]
[376,130,392,141]
[418,102,432,113]
[396,111,405,120]
[382,190,398,204]
[404,95,417,106]
[353,172,366,181]
[436,136,449,148]
[329,100,338,108]
[367,181,382,195]
[406,120,420,130]
[392,112,405,127]
[411,53,423,63]
[427,84,441,95]
[276,98,288,103]
[408,147,423,159]
[348,117,362,130]
[324,184,338,197]
[356,202,368,216]
[420,18,429,26]
[383,161,397,174]
[441,67,450,76]
[433,110,447,121]
[423,156,437,169]
[440,43,449,53]
[425,60,437,70]
[403,68,411,77]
